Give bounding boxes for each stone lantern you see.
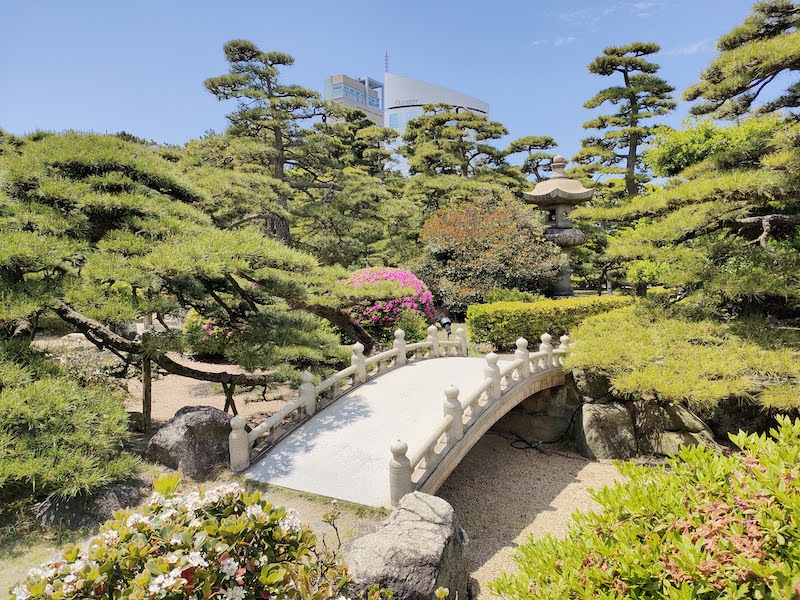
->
[523,155,594,297]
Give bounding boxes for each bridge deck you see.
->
[244,357,506,507]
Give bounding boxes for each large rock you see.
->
[571,367,613,402]
[632,401,722,455]
[492,379,581,443]
[347,492,469,600]
[35,480,149,529]
[146,406,233,479]
[576,403,637,459]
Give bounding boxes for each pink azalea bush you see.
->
[344,268,435,343]
[182,309,236,358]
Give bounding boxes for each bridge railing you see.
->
[229,324,469,471]
[388,333,569,506]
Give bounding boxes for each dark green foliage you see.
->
[685,0,800,119]
[0,341,137,503]
[466,295,633,351]
[416,192,562,319]
[492,416,800,599]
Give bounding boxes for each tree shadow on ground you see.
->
[437,432,621,598]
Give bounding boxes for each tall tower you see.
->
[322,74,384,126]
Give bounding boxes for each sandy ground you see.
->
[36,334,623,597]
[130,360,622,598]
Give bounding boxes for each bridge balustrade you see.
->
[388,333,570,506]
[229,325,468,472]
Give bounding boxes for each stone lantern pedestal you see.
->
[523,156,594,297]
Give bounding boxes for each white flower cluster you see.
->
[220,557,240,579]
[245,503,266,519]
[279,509,302,532]
[221,586,246,600]
[146,568,185,596]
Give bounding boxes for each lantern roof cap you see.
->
[523,155,594,207]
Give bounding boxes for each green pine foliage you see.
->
[577,114,800,309]
[491,416,800,599]
[566,303,800,412]
[684,0,800,119]
[0,341,137,503]
[466,295,633,351]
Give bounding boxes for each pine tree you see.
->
[684,0,800,119]
[573,42,675,198]
[204,40,328,244]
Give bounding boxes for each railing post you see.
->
[456,327,467,356]
[540,333,554,368]
[485,352,501,400]
[229,416,250,472]
[389,440,413,507]
[515,337,530,379]
[427,324,440,357]
[558,335,570,365]
[351,342,367,383]
[393,329,407,366]
[443,385,464,441]
[298,371,317,416]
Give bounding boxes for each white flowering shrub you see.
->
[10,475,365,600]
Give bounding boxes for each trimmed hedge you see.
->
[466,295,633,351]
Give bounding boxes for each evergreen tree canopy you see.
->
[575,114,800,310]
[685,0,800,119]
[0,132,387,398]
[572,42,676,198]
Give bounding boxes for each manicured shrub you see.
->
[566,304,800,412]
[10,476,367,600]
[344,267,435,343]
[482,288,545,304]
[416,193,562,320]
[0,341,138,503]
[466,295,633,351]
[491,416,800,599]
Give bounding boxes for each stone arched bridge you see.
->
[229,327,569,508]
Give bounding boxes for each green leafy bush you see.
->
[467,295,633,351]
[491,416,800,599]
[565,305,800,412]
[0,341,138,503]
[10,477,364,600]
[182,308,236,359]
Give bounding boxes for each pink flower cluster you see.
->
[345,268,435,327]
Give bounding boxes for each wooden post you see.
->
[393,329,407,366]
[389,440,413,507]
[142,331,152,434]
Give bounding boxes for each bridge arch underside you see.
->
[417,370,566,497]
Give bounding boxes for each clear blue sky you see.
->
[1,1,756,159]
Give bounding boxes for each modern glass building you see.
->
[323,75,384,126]
[383,72,490,135]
